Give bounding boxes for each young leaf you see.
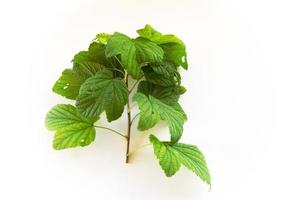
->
[137,24,188,69]
[76,69,128,121]
[133,93,185,143]
[105,32,164,79]
[96,33,112,45]
[45,104,99,150]
[150,135,211,185]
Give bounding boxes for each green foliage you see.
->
[46,25,210,185]
[45,104,99,150]
[76,69,128,121]
[150,135,211,185]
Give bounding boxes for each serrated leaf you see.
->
[151,96,185,143]
[142,66,177,87]
[73,42,111,68]
[52,69,86,99]
[45,104,99,150]
[137,81,180,104]
[150,135,211,185]
[149,61,177,77]
[76,69,128,121]
[137,81,187,119]
[53,42,124,100]
[133,93,160,131]
[133,93,185,143]
[105,32,164,79]
[137,25,188,69]
[73,61,105,80]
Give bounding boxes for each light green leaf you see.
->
[45,104,99,150]
[105,32,164,79]
[96,33,112,44]
[133,93,185,143]
[150,135,211,185]
[52,69,86,99]
[76,69,128,121]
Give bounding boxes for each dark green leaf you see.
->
[76,69,128,121]
[105,32,164,79]
[137,24,188,69]
[142,66,177,87]
[73,42,111,68]
[161,43,188,70]
[137,81,180,104]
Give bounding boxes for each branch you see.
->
[94,125,127,139]
[129,76,144,94]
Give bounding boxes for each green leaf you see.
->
[137,24,184,45]
[142,61,181,87]
[53,42,125,100]
[76,69,128,121]
[161,43,188,70]
[45,104,99,150]
[105,32,164,79]
[96,33,112,44]
[133,93,185,143]
[133,93,160,131]
[73,61,105,80]
[142,66,177,87]
[52,69,86,99]
[150,135,211,185]
[73,42,111,68]
[149,61,177,77]
[137,81,180,104]
[137,25,188,69]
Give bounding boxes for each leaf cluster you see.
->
[45,25,210,185]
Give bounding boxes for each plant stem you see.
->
[125,74,132,163]
[129,76,144,94]
[94,125,127,139]
[131,113,140,124]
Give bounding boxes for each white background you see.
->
[0,0,301,199]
